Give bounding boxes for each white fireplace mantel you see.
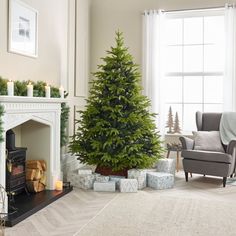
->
[0,96,65,213]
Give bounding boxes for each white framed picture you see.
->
[8,0,38,58]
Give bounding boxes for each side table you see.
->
[166,144,181,172]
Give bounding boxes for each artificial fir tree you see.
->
[173,112,181,133]
[166,106,174,133]
[69,31,163,173]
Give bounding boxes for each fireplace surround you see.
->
[0,96,64,214]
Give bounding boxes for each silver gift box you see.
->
[120,179,138,193]
[67,172,98,189]
[95,175,110,183]
[109,175,125,190]
[147,172,174,190]
[128,169,147,189]
[93,181,116,192]
[156,158,176,176]
[78,168,93,175]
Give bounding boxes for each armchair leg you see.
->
[223,177,227,187]
[185,172,188,182]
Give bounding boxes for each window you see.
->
[163,10,225,132]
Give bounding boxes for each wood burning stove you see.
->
[6,148,27,195]
[5,130,27,196]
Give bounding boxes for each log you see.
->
[40,174,46,186]
[26,160,43,171]
[37,183,45,192]
[34,169,42,180]
[26,180,46,192]
[26,180,39,192]
[26,169,36,180]
[39,160,47,171]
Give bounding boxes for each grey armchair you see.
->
[180,111,236,187]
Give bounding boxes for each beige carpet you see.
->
[5,172,236,236]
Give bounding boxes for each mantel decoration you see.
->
[0,77,70,147]
[69,31,163,176]
[8,0,38,58]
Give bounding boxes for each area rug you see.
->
[77,190,236,236]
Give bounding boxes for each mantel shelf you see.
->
[0,96,66,104]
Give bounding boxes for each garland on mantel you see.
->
[0,76,70,146]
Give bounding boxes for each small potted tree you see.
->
[69,31,163,176]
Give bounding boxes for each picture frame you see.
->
[8,0,38,58]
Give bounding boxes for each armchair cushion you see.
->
[193,131,225,153]
[179,136,194,150]
[182,150,232,164]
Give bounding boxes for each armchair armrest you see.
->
[179,136,194,150]
[226,140,236,155]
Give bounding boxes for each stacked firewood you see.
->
[26,160,47,193]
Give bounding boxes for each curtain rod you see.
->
[142,5,227,14]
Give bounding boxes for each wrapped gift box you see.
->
[120,179,138,193]
[156,158,176,176]
[147,172,174,190]
[93,181,116,192]
[144,168,157,173]
[67,172,99,189]
[61,153,85,181]
[128,169,147,189]
[78,168,93,175]
[109,175,125,190]
[95,175,110,183]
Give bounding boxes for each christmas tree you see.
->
[173,112,181,133]
[69,31,163,172]
[166,106,174,133]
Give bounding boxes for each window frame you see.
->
[164,9,225,132]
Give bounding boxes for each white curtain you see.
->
[224,4,236,111]
[142,10,165,134]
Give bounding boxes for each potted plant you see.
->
[69,31,163,176]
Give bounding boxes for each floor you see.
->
[4,172,236,236]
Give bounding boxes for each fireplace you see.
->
[0,96,64,214]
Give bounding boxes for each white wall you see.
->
[0,0,68,86]
[90,0,230,73]
[67,0,90,137]
[0,0,92,138]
